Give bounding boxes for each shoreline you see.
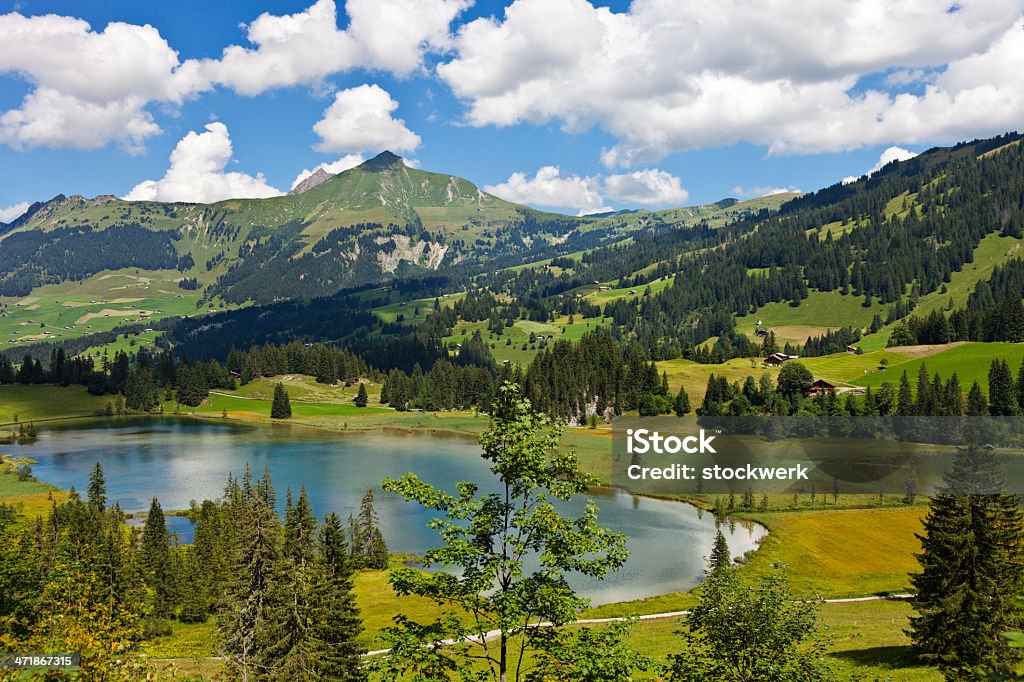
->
[2,412,774,614]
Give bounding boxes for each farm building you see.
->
[765,352,797,366]
[807,379,836,396]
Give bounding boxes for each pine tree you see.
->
[674,385,691,416]
[352,489,388,569]
[355,382,368,408]
[140,497,175,621]
[271,382,292,419]
[266,487,319,679]
[307,513,364,679]
[219,485,281,677]
[968,380,988,416]
[708,529,731,575]
[909,442,1024,678]
[897,371,914,416]
[990,359,1018,416]
[87,461,106,511]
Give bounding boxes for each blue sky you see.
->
[0,0,1022,221]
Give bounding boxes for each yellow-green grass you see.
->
[442,316,610,366]
[587,505,924,620]
[658,357,779,406]
[742,507,923,598]
[372,291,466,323]
[736,290,889,344]
[180,392,389,421]
[0,454,60,498]
[858,342,1024,393]
[230,375,383,405]
[798,349,918,385]
[0,268,210,351]
[913,233,1023,319]
[0,454,66,526]
[607,599,938,681]
[0,384,108,424]
[583,275,676,302]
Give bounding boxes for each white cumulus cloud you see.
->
[0,201,29,223]
[438,0,1024,165]
[123,122,282,203]
[485,166,605,213]
[842,145,920,184]
[604,169,689,205]
[731,185,802,199]
[313,84,421,154]
[184,0,470,96]
[0,12,195,151]
[0,0,469,151]
[485,165,689,213]
[290,154,365,190]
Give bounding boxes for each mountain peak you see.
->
[359,150,405,172]
[288,168,332,195]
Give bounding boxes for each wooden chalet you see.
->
[807,378,836,396]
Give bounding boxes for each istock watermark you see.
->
[611,416,1024,495]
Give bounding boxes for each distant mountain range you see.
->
[0,151,786,304]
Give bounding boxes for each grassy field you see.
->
[0,268,211,351]
[858,342,1024,392]
[442,315,611,366]
[0,384,108,424]
[741,507,923,597]
[735,290,888,344]
[658,357,779,405]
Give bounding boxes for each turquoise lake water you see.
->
[9,418,766,605]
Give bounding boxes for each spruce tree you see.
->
[219,481,281,678]
[968,380,988,416]
[308,513,364,679]
[140,498,175,621]
[909,442,1024,678]
[989,359,1018,416]
[266,487,319,679]
[355,382,368,408]
[897,371,914,416]
[271,382,292,419]
[708,529,731,575]
[674,385,691,416]
[353,489,388,569]
[87,461,106,511]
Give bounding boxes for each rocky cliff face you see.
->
[287,168,332,196]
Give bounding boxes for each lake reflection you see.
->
[10,418,767,605]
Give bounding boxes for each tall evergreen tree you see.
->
[308,513,364,680]
[708,529,731,575]
[968,380,989,416]
[271,382,292,419]
[990,359,1019,416]
[910,442,1024,678]
[87,461,106,511]
[220,483,281,677]
[674,385,691,416]
[355,382,368,408]
[140,497,175,621]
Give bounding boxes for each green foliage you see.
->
[271,382,292,419]
[674,385,691,416]
[527,619,654,681]
[355,382,368,407]
[378,383,629,682]
[910,442,1024,679]
[349,489,389,570]
[777,361,813,397]
[668,559,831,681]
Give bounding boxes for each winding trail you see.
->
[361,593,915,657]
